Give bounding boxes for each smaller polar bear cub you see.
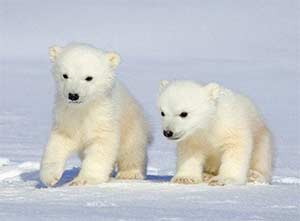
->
[40,43,150,186]
[158,80,272,185]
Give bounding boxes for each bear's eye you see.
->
[85,76,93,81]
[161,111,165,117]
[62,74,68,79]
[179,112,188,118]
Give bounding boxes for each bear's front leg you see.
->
[171,143,205,184]
[40,131,75,187]
[209,135,253,186]
[69,136,119,186]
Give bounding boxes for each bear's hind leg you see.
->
[116,113,149,180]
[249,127,272,184]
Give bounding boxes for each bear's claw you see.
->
[171,176,202,184]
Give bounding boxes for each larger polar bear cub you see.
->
[40,43,150,186]
[158,80,272,185]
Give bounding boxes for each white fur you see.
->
[40,43,150,186]
[158,80,272,185]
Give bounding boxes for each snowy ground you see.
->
[0,0,299,220]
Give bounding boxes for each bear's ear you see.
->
[49,46,63,62]
[159,80,170,92]
[106,52,121,69]
[205,83,220,100]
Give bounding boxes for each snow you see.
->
[0,161,299,221]
[0,0,299,220]
[0,158,10,167]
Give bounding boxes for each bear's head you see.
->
[49,43,120,105]
[158,80,220,142]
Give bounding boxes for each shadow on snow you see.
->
[20,167,172,189]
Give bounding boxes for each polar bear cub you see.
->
[40,43,150,186]
[158,80,272,185]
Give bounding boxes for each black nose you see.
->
[68,93,79,101]
[163,130,173,138]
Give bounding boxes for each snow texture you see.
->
[0,0,299,220]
